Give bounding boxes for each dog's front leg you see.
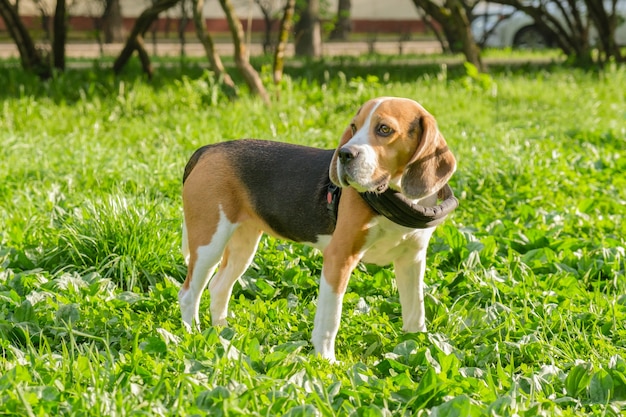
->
[312,253,361,363]
[311,188,371,362]
[312,273,343,362]
[394,238,433,333]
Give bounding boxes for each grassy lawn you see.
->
[0,57,625,415]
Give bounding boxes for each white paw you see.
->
[315,350,337,364]
[212,317,228,327]
[403,323,427,333]
[182,320,194,333]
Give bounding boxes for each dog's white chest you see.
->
[361,218,435,265]
[309,218,435,266]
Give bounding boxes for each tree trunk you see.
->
[113,0,181,77]
[0,0,51,78]
[38,5,51,41]
[491,0,595,65]
[52,0,67,71]
[273,0,295,84]
[190,0,237,96]
[413,0,462,53]
[178,0,189,57]
[218,0,270,105]
[412,0,484,71]
[295,0,321,58]
[422,14,451,53]
[585,0,623,63]
[253,0,273,54]
[102,0,125,43]
[260,7,272,54]
[329,0,351,41]
[448,0,483,71]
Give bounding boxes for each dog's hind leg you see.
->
[181,218,190,266]
[209,221,262,326]
[179,207,237,332]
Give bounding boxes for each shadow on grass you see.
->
[0,54,566,104]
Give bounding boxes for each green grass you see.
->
[1,57,625,416]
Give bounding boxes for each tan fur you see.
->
[330,97,455,199]
[321,188,373,293]
[182,151,282,291]
[401,113,456,199]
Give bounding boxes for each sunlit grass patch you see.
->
[1,60,625,415]
[38,195,183,291]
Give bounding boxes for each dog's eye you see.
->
[350,124,357,135]
[376,124,393,137]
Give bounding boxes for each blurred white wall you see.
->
[11,0,422,20]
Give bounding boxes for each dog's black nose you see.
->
[338,147,359,164]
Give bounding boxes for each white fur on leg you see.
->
[394,248,430,333]
[179,262,219,332]
[312,275,344,362]
[182,218,190,266]
[209,226,262,326]
[178,207,236,332]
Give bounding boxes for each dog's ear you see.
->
[401,113,456,199]
[329,124,354,185]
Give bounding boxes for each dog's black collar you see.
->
[360,184,458,229]
[327,182,458,229]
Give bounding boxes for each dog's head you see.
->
[329,97,456,200]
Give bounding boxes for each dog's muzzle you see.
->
[338,146,359,165]
[336,145,387,192]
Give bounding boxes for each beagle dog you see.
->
[179,97,457,362]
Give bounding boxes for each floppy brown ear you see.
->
[329,125,354,185]
[401,114,456,199]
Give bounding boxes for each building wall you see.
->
[10,0,422,19]
[2,0,426,35]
